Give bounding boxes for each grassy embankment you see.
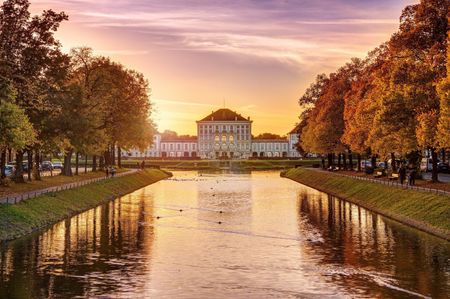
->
[282,168,450,240]
[0,169,127,198]
[0,169,171,242]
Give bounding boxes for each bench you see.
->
[374,171,384,178]
[388,173,399,180]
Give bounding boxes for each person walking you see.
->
[410,167,416,186]
[111,167,116,177]
[105,166,109,178]
[399,163,406,185]
[141,160,145,170]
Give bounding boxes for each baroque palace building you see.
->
[123,108,301,159]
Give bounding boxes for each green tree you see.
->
[0,0,68,182]
[0,101,35,178]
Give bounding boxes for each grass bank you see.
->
[0,169,171,242]
[282,168,450,240]
[0,169,128,198]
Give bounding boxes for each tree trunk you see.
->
[391,152,397,172]
[371,155,377,169]
[117,146,122,168]
[13,150,25,183]
[99,156,105,171]
[104,150,110,168]
[321,157,326,169]
[34,149,41,181]
[357,154,361,172]
[332,153,336,167]
[342,153,347,170]
[111,144,116,166]
[93,155,97,172]
[442,149,446,163]
[327,153,332,168]
[84,154,88,173]
[27,150,33,182]
[337,153,342,170]
[349,150,353,171]
[0,149,6,178]
[62,150,73,176]
[431,148,439,183]
[7,148,12,163]
[75,152,79,175]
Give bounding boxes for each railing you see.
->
[0,170,135,205]
[329,171,450,196]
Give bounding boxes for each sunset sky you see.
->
[31,0,417,135]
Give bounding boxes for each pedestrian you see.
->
[111,167,116,177]
[410,167,416,186]
[141,160,145,170]
[105,166,109,178]
[399,163,406,185]
[407,165,416,186]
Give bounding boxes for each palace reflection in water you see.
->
[0,171,448,298]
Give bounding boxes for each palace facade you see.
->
[123,108,301,159]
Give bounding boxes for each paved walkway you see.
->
[312,168,450,196]
[0,169,137,205]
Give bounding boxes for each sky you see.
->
[31,0,418,135]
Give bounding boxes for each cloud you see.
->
[29,0,418,134]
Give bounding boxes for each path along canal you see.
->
[0,171,449,298]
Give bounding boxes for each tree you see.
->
[437,31,450,156]
[161,130,178,140]
[253,133,285,140]
[0,101,35,178]
[0,0,68,182]
[416,110,440,181]
[300,60,360,168]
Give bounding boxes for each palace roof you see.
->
[199,108,249,122]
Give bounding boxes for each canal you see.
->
[0,171,449,298]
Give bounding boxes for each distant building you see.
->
[122,108,302,159]
[197,109,252,159]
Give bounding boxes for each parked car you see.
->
[4,165,14,177]
[420,157,441,172]
[360,160,372,169]
[377,162,386,169]
[53,161,63,170]
[41,161,54,171]
[438,162,450,174]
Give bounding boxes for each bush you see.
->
[0,177,12,187]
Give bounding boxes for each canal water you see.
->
[0,171,449,298]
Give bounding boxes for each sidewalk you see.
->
[0,169,138,205]
[313,168,450,197]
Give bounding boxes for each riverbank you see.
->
[0,169,171,242]
[282,168,450,240]
[0,168,128,199]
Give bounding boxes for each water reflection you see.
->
[298,191,450,298]
[0,171,448,298]
[0,189,155,298]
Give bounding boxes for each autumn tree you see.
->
[300,60,361,169]
[437,30,450,161]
